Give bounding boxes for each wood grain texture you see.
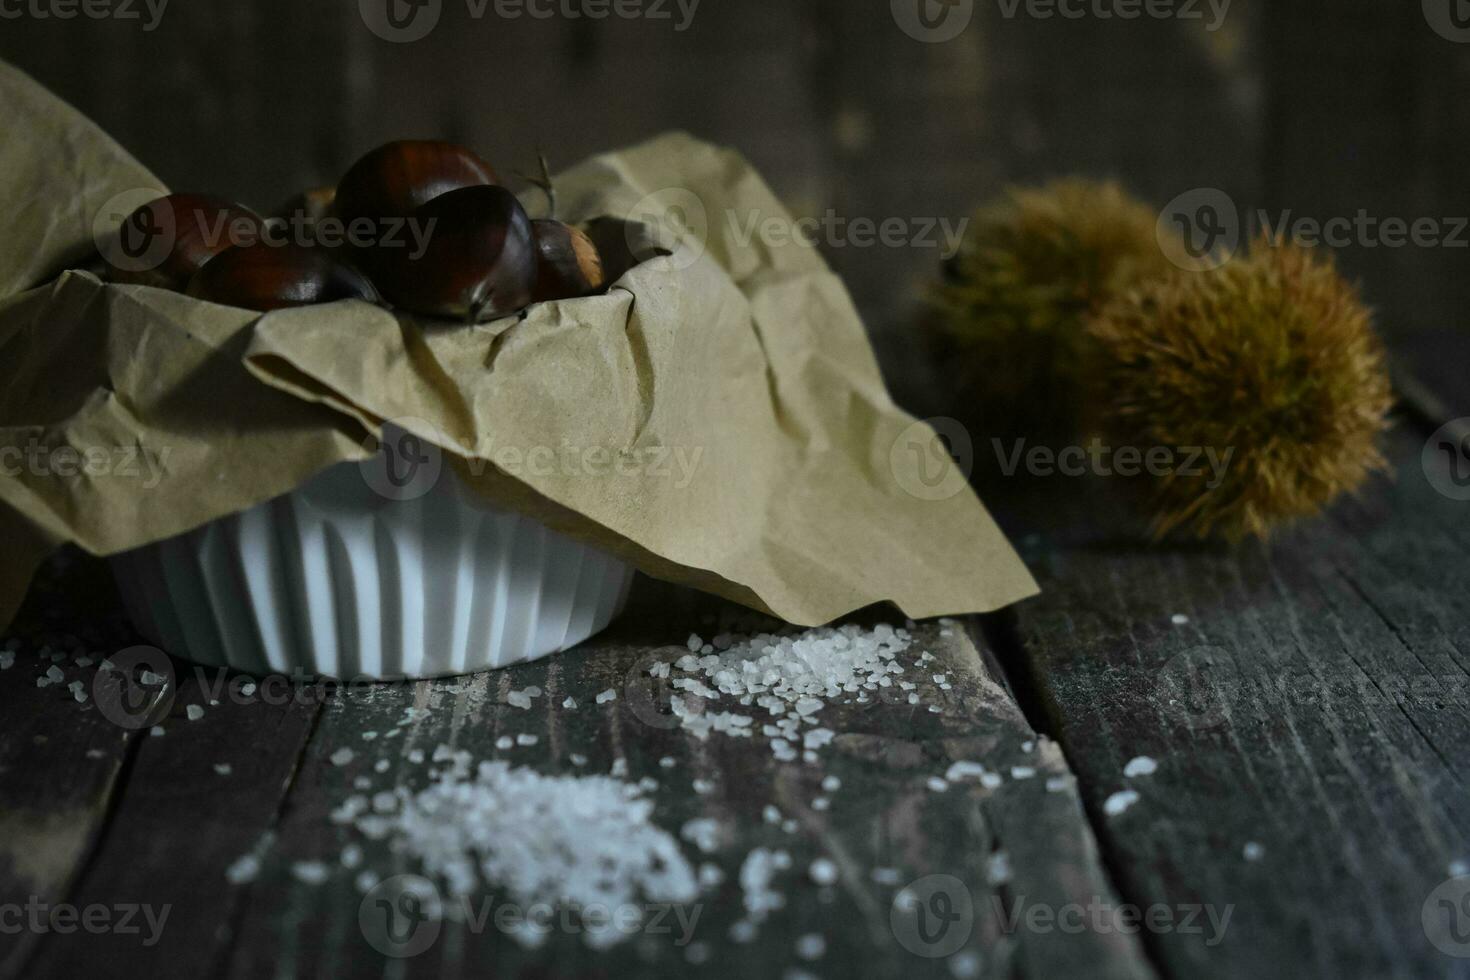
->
[0,577,1150,979]
[988,418,1470,979]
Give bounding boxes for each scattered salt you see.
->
[291,861,330,885]
[681,818,721,854]
[1123,756,1157,778]
[225,854,262,885]
[330,748,355,766]
[1103,790,1140,816]
[369,760,700,948]
[809,857,838,885]
[795,933,826,960]
[595,688,617,704]
[949,949,983,979]
[186,704,204,721]
[562,696,577,710]
[1170,613,1190,625]
[1243,842,1265,862]
[214,763,232,776]
[986,850,1012,885]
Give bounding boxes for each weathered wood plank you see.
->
[0,544,1147,980]
[208,583,1151,979]
[995,419,1470,979]
[5,556,323,980]
[0,555,136,980]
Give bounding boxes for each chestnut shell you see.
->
[110,193,262,289]
[370,184,536,322]
[530,219,607,302]
[334,140,500,226]
[185,242,379,312]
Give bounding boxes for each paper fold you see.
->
[0,62,1037,633]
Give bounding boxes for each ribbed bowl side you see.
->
[109,463,635,679]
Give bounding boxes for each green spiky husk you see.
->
[927,179,1174,442]
[1089,241,1393,541]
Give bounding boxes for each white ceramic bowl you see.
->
[109,448,635,680]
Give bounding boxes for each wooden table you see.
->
[1,367,1466,980]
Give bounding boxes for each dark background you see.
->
[3,0,1467,410]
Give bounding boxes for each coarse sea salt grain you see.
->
[364,760,700,949]
[1170,614,1190,625]
[596,688,617,704]
[225,853,262,885]
[809,857,838,885]
[949,949,983,979]
[292,861,330,885]
[187,704,205,721]
[1450,859,1470,878]
[331,748,355,766]
[659,622,914,761]
[1243,842,1265,862]
[795,933,826,960]
[1103,790,1140,817]
[1123,756,1157,777]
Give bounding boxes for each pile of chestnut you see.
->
[106,141,608,321]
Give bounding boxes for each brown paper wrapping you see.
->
[0,62,1037,634]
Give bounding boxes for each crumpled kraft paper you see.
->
[0,60,1037,634]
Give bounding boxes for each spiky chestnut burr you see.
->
[1088,240,1393,540]
[926,179,1176,443]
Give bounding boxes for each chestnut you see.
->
[370,184,536,322]
[334,140,499,227]
[185,242,379,312]
[530,219,606,302]
[109,193,262,289]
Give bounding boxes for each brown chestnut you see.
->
[185,242,379,312]
[530,219,606,302]
[370,185,536,322]
[109,193,262,289]
[334,140,499,227]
